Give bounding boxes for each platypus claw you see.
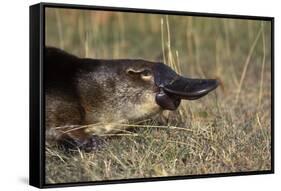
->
[59,135,105,152]
[80,135,105,152]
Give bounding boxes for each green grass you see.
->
[45,8,272,183]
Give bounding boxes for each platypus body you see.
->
[46,47,219,149]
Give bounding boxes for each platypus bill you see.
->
[45,47,219,150]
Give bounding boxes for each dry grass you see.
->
[45,8,272,184]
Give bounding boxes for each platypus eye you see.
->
[141,69,152,77]
[126,68,153,81]
[140,69,152,81]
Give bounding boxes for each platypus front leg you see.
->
[47,127,105,151]
[58,134,105,152]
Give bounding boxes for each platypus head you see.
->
[77,59,219,125]
[77,59,218,126]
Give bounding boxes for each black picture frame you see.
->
[30,2,274,188]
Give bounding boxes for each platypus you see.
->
[45,47,219,149]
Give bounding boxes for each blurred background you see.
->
[45,8,272,183]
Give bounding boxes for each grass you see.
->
[45,8,272,184]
